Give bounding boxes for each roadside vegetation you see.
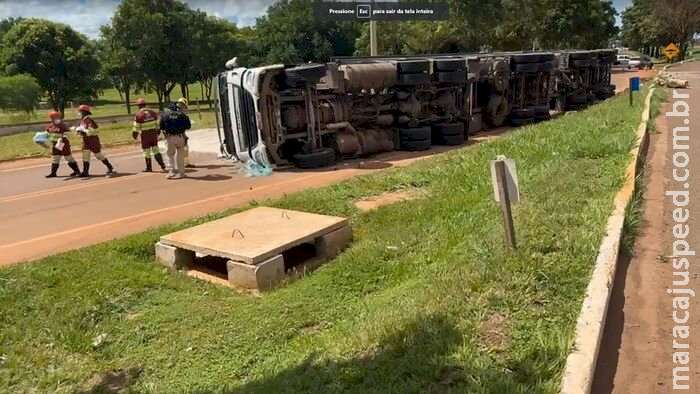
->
[0,87,658,392]
[0,112,216,162]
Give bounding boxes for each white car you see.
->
[616,55,630,66]
[628,56,641,69]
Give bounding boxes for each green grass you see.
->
[0,83,209,125]
[0,88,655,393]
[0,111,216,162]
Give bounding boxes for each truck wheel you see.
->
[285,64,328,85]
[567,94,588,105]
[538,61,554,72]
[399,126,431,141]
[398,73,431,85]
[514,63,539,73]
[569,52,592,60]
[396,60,430,74]
[571,59,591,68]
[510,108,534,119]
[510,117,535,126]
[510,53,542,64]
[532,105,550,115]
[432,122,465,146]
[432,122,464,136]
[293,148,336,169]
[436,70,466,84]
[434,58,466,72]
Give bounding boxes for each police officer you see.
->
[160,100,191,179]
[76,104,115,177]
[133,98,167,172]
[176,98,196,168]
[45,111,81,178]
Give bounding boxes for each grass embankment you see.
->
[0,111,216,162]
[0,88,657,393]
[0,83,209,125]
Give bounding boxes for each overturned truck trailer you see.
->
[215,49,616,169]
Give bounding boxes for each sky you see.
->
[0,0,634,39]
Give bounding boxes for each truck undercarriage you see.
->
[216,49,616,169]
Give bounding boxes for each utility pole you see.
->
[370,0,377,55]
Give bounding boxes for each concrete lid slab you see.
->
[159,206,348,265]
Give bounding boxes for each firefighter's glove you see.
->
[132,132,139,140]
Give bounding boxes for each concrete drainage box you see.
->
[155,207,352,291]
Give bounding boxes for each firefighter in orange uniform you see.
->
[45,111,81,178]
[76,104,115,177]
[133,98,166,172]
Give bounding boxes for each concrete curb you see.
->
[559,86,655,394]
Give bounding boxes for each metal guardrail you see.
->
[0,107,214,137]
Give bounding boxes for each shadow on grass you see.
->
[222,313,466,394]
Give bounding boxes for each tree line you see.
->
[620,0,700,59]
[0,0,620,118]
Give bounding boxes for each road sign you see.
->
[664,43,680,59]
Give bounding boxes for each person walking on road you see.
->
[176,97,196,168]
[76,104,116,177]
[133,98,166,172]
[160,100,191,179]
[44,111,81,178]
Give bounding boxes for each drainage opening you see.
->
[189,254,229,281]
[282,242,317,272]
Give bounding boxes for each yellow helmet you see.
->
[177,97,189,108]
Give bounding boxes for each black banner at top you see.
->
[314,2,449,21]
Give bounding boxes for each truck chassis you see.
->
[216,49,616,168]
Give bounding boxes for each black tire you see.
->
[434,133,465,146]
[434,58,466,72]
[397,72,431,85]
[569,52,592,60]
[510,117,535,126]
[436,70,466,84]
[567,94,588,105]
[565,103,588,111]
[399,138,431,151]
[285,64,328,85]
[538,54,555,63]
[587,93,596,103]
[293,148,336,169]
[571,59,591,68]
[510,53,542,64]
[396,60,430,74]
[432,122,464,137]
[534,113,551,122]
[399,126,431,141]
[514,63,539,73]
[532,105,550,115]
[538,61,554,72]
[511,108,534,119]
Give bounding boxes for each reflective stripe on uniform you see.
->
[132,120,141,133]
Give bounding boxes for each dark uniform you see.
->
[160,103,191,179]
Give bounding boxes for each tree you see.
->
[0,17,24,45]
[0,19,100,117]
[187,12,240,107]
[98,25,141,114]
[255,0,359,64]
[0,74,41,114]
[111,0,195,110]
[653,0,700,59]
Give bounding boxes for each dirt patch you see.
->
[354,189,426,212]
[478,313,510,350]
[81,368,141,393]
[300,323,322,334]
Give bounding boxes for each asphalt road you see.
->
[0,70,647,267]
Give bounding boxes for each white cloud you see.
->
[0,0,271,38]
